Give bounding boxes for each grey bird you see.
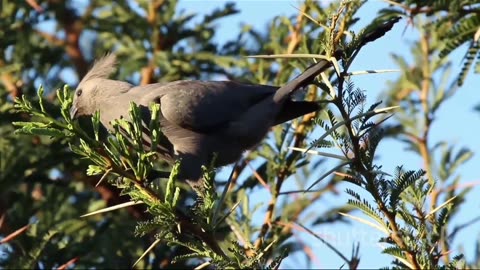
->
[70,54,334,186]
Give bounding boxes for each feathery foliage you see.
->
[1,0,479,269]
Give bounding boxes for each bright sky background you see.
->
[175,0,480,268]
[33,0,478,268]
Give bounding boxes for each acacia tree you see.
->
[1,0,479,269]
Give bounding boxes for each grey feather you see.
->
[70,54,333,187]
[79,53,118,84]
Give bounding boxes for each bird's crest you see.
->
[80,53,118,84]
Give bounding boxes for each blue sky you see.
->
[176,0,480,268]
[33,0,478,268]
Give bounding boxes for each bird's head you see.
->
[70,53,127,119]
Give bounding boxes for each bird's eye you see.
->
[76,89,83,97]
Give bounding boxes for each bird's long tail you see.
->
[272,58,333,103]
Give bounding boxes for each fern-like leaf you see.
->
[347,199,386,227]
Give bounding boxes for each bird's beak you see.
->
[70,106,78,119]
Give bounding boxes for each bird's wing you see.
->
[136,81,278,133]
